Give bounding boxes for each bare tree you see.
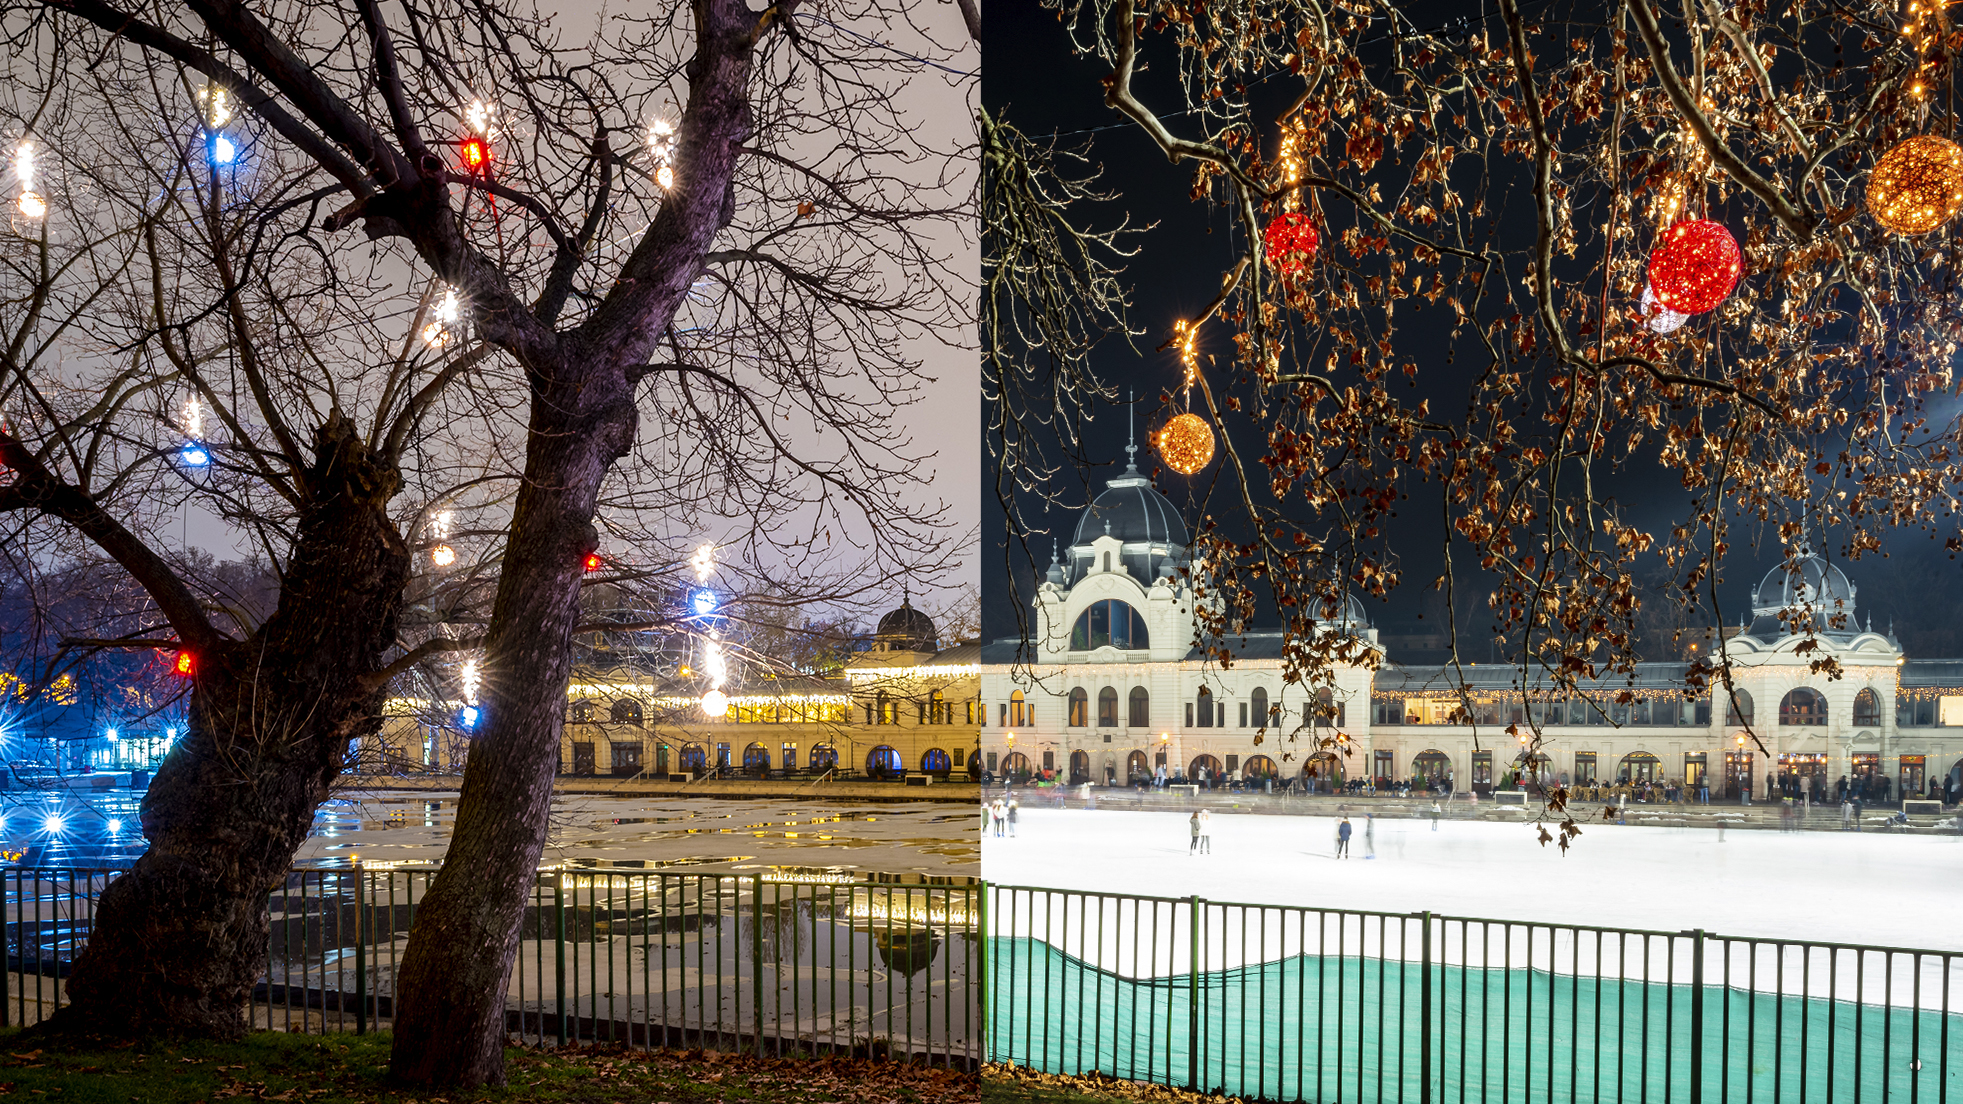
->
[0,0,970,1082]
[987,0,1963,849]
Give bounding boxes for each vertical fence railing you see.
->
[0,867,976,1066]
[983,883,1963,1103]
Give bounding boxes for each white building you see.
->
[980,456,1963,803]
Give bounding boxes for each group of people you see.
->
[983,795,1019,837]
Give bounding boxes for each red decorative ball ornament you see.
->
[1263,212,1320,281]
[1645,219,1741,315]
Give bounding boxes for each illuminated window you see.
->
[1070,600,1150,651]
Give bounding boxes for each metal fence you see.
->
[985,884,1963,1103]
[2,866,978,1066]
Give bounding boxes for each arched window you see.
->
[1010,690,1029,727]
[1316,687,1346,728]
[678,743,707,772]
[1779,688,1826,726]
[1852,688,1880,727]
[1070,599,1150,651]
[1724,690,1754,726]
[1250,687,1270,730]
[810,744,838,771]
[1067,688,1088,727]
[1126,749,1150,781]
[1128,686,1150,728]
[922,748,952,775]
[1068,750,1090,783]
[1195,686,1215,728]
[929,689,946,724]
[611,699,643,724]
[570,700,595,723]
[1097,686,1119,726]
[742,742,771,774]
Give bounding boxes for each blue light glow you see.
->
[42,814,63,834]
[690,589,719,617]
[211,135,237,164]
[181,442,209,467]
[459,705,481,730]
[106,727,118,742]
[107,818,122,834]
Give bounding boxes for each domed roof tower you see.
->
[874,598,938,653]
[1747,534,1857,636]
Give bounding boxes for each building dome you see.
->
[1750,551,1856,626]
[1072,469,1188,548]
[875,600,938,653]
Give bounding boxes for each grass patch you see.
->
[0,1028,976,1103]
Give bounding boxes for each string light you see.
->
[430,510,455,566]
[179,397,208,467]
[700,634,729,717]
[691,543,715,582]
[461,99,493,174]
[196,87,238,167]
[648,119,678,190]
[460,658,481,706]
[1867,135,1963,235]
[422,285,461,347]
[1646,220,1740,315]
[14,143,43,219]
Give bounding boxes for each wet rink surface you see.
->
[5,786,979,878]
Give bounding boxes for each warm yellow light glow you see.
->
[431,544,456,567]
[1157,412,1215,475]
[701,689,728,717]
[16,192,43,219]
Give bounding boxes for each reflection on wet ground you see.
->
[20,788,978,878]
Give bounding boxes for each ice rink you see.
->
[983,805,1963,951]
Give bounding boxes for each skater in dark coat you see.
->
[1335,817,1352,858]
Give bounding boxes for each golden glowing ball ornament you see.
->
[1866,135,1963,235]
[1646,220,1741,316]
[1156,413,1215,475]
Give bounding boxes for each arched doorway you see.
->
[1126,749,1150,783]
[966,749,983,775]
[1777,752,1826,799]
[1618,751,1661,784]
[1189,754,1223,786]
[1242,755,1277,784]
[1068,749,1090,784]
[678,743,707,774]
[922,748,952,777]
[810,744,838,772]
[742,742,771,776]
[1301,752,1345,793]
[1413,750,1453,789]
[1002,751,1032,780]
[866,745,902,779]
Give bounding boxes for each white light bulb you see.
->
[656,165,675,190]
[200,87,233,129]
[691,543,715,582]
[431,544,456,567]
[16,192,44,219]
[106,728,118,741]
[211,135,237,165]
[461,658,481,706]
[434,509,454,538]
[649,119,678,189]
[183,397,203,438]
[108,819,122,833]
[701,689,728,717]
[14,142,34,191]
[466,100,494,137]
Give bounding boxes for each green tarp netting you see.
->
[986,937,1963,1103]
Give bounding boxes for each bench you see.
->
[1491,791,1531,807]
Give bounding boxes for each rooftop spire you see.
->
[1124,389,1139,472]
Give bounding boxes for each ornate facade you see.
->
[980,458,1963,802]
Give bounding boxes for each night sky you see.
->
[981,3,1963,661]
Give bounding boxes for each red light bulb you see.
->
[172,651,196,677]
[461,137,489,173]
[583,552,602,573]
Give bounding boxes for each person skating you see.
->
[1190,810,1202,856]
[1007,797,1019,837]
[1430,801,1441,831]
[1335,816,1352,858]
[1363,812,1376,859]
[991,797,1007,837]
[1198,807,1213,855]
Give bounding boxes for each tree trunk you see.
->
[384,376,636,1084]
[44,415,407,1038]
[385,0,759,1084]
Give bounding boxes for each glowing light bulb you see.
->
[17,192,44,219]
[466,99,494,136]
[461,658,481,706]
[459,704,480,729]
[42,814,63,834]
[107,819,122,834]
[14,142,33,191]
[172,651,196,677]
[649,119,678,189]
[584,552,603,572]
[106,728,118,742]
[211,134,237,165]
[700,689,728,717]
[199,86,234,129]
[690,589,719,617]
[423,285,461,347]
[691,543,715,582]
[180,443,209,467]
[183,397,203,438]
[703,639,727,685]
[431,544,456,567]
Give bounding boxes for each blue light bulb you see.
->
[691,589,719,617]
[181,442,209,467]
[459,705,481,730]
[212,135,237,165]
